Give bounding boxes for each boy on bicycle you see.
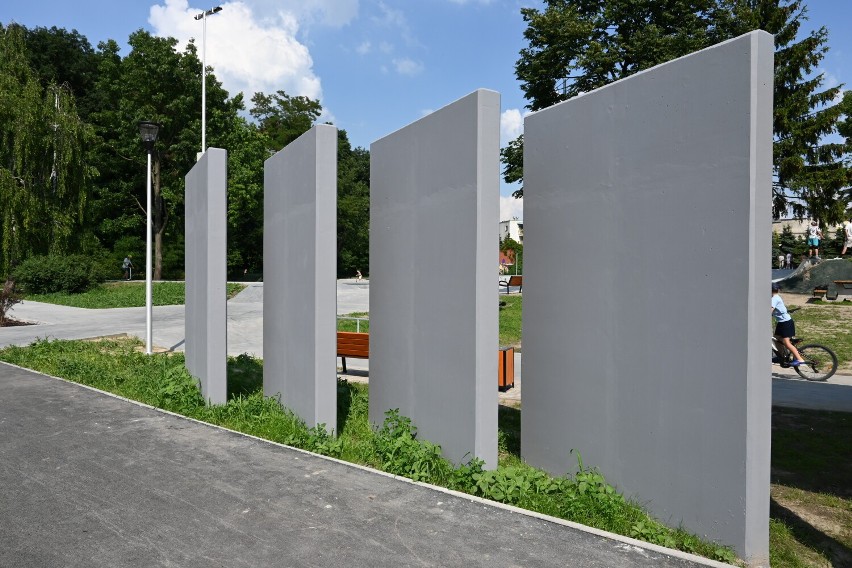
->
[772,283,804,366]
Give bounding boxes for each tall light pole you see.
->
[194,5,222,157]
[138,121,161,355]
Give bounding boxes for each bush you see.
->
[13,254,109,294]
[0,278,22,325]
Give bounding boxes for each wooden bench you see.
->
[337,331,369,373]
[337,331,516,390]
[499,275,523,294]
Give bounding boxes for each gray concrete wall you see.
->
[263,125,338,432]
[185,148,228,404]
[520,32,773,564]
[369,89,500,468]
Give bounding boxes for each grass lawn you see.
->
[337,312,370,333]
[23,281,246,309]
[499,294,522,347]
[769,408,852,567]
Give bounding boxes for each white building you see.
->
[500,218,524,244]
[772,218,843,238]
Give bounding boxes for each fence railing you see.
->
[337,316,369,333]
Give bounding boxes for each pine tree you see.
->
[722,0,850,224]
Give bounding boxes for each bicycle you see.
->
[772,335,838,382]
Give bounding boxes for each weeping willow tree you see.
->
[0,24,93,276]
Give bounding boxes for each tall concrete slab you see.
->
[521,32,772,564]
[370,89,500,468]
[185,148,228,404]
[264,125,337,432]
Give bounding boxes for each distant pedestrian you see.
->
[785,252,792,269]
[122,255,134,280]
[841,218,852,258]
[807,220,822,258]
[777,254,784,269]
[355,269,362,281]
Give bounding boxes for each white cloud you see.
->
[149,0,323,103]
[392,57,423,76]
[248,0,358,28]
[500,195,523,222]
[372,2,407,29]
[356,40,371,55]
[500,108,523,146]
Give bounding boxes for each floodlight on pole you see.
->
[194,5,223,158]
[138,120,161,355]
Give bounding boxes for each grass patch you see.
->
[499,294,522,348]
[769,407,852,567]
[337,312,369,333]
[788,302,852,371]
[23,281,246,309]
[0,337,734,564]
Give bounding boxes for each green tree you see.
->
[505,0,852,221]
[22,26,100,120]
[337,130,370,277]
[500,237,524,274]
[0,24,94,276]
[223,115,269,275]
[250,91,322,151]
[721,0,850,224]
[88,31,238,278]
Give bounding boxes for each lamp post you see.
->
[194,5,223,157]
[138,121,161,355]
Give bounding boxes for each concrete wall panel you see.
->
[264,125,338,432]
[185,148,228,404]
[369,90,500,468]
[521,32,772,563]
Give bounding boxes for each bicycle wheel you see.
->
[795,344,838,381]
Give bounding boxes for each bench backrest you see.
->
[507,275,523,286]
[337,331,369,357]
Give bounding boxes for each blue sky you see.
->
[2,0,850,221]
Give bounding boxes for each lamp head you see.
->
[138,121,161,152]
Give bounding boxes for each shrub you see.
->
[0,278,22,325]
[13,254,108,294]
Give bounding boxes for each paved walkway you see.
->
[0,363,720,568]
[3,280,851,412]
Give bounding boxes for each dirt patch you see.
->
[772,485,852,566]
[0,318,35,327]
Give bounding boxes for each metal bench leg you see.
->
[341,357,347,373]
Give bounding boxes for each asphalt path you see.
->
[0,363,723,568]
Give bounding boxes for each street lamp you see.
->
[138,120,161,355]
[194,5,223,158]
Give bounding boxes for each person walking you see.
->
[772,283,805,367]
[122,255,134,280]
[785,252,792,269]
[841,218,852,258]
[807,220,822,259]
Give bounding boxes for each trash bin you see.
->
[498,346,515,391]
